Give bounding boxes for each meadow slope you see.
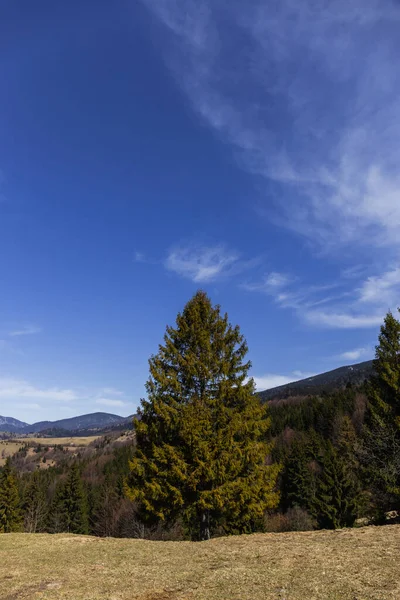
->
[0,526,399,600]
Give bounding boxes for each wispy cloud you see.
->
[0,378,78,402]
[100,387,125,397]
[338,347,372,361]
[252,371,316,392]
[243,271,292,294]
[0,379,130,415]
[165,243,245,282]
[245,264,399,329]
[357,268,400,306]
[9,325,41,337]
[140,0,400,251]
[304,310,383,329]
[95,398,128,408]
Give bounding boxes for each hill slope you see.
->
[258,359,373,401]
[0,415,28,432]
[22,411,126,433]
[1,526,399,599]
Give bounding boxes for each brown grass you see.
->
[0,442,24,467]
[14,436,101,446]
[0,526,399,599]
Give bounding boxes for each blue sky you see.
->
[1,0,400,423]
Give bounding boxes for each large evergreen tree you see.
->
[126,291,280,540]
[0,459,22,533]
[361,310,400,515]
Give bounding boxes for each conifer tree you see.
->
[126,291,280,540]
[62,462,89,534]
[314,442,361,529]
[49,463,88,534]
[361,310,400,514]
[282,436,317,513]
[0,459,22,533]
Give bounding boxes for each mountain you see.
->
[0,415,29,433]
[22,412,126,433]
[0,412,128,434]
[258,360,374,402]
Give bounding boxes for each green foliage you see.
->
[49,462,89,534]
[269,390,357,439]
[126,291,280,540]
[0,458,22,533]
[313,442,361,529]
[282,426,362,530]
[282,434,319,513]
[369,310,400,424]
[361,310,400,514]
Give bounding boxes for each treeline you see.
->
[1,293,399,539]
[0,439,140,537]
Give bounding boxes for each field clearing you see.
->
[14,436,101,446]
[0,436,100,466]
[0,525,399,600]
[0,441,24,466]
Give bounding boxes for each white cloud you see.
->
[338,347,371,361]
[243,271,291,294]
[245,263,400,329]
[357,268,400,306]
[95,398,128,408]
[9,325,41,337]
[0,378,78,402]
[100,387,125,397]
[303,310,383,329]
[252,371,315,392]
[140,0,400,251]
[165,244,241,282]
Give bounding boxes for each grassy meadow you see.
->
[0,525,399,600]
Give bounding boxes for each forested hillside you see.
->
[258,360,373,401]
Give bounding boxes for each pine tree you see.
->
[0,459,22,533]
[126,291,280,540]
[361,310,400,515]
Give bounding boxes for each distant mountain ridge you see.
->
[0,412,128,434]
[258,360,374,401]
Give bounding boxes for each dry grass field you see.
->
[0,437,100,466]
[0,525,399,600]
[14,436,101,446]
[0,441,24,467]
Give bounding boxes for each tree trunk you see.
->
[200,510,210,541]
